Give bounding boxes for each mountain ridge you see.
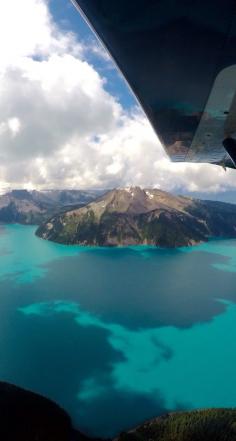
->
[0,189,104,225]
[36,186,236,247]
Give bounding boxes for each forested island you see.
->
[37,186,236,248]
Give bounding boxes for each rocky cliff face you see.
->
[36,187,236,247]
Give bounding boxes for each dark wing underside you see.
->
[71,0,236,169]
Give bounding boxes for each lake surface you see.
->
[0,224,236,437]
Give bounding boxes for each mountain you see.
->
[36,186,236,247]
[0,189,104,225]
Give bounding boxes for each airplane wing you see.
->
[71,0,236,169]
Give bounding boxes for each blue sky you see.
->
[49,0,136,109]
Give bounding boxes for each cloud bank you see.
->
[0,0,236,194]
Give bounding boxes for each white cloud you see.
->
[0,0,236,195]
[0,0,81,68]
[8,117,21,136]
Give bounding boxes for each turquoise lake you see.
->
[1,224,236,437]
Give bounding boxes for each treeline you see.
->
[118,409,236,441]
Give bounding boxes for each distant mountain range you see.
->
[36,186,236,247]
[0,189,104,224]
[177,189,236,205]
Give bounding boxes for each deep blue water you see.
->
[1,224,236,437]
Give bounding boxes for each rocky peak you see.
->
[80,186,192,218]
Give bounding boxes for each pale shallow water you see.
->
[0,224,236,437]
